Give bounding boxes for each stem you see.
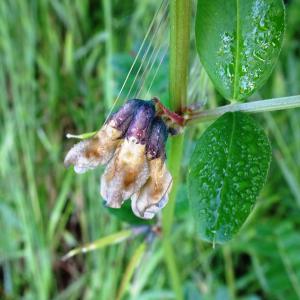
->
[223,245,236,300]
[163,0,191,299]
[168,0,191,113]
[186,95,300,124]
[163,136,184,234]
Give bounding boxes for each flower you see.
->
[64,99,172,219]
[64,99,142,173]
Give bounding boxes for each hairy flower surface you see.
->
[64,99,173,219]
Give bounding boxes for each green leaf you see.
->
[187,112,271,243]
[195,0,285,101]
[62,230,132,261]
[105,201,154,225]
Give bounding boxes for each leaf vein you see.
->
[213,113,236,231]
[233,0,241,100]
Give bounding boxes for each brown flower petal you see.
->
[100,138,150,208]
[64,121,122,174]
[131,157,172,219]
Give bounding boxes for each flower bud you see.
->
[125,101,155,144]
[146,116,168,160]
[109,99,143,134]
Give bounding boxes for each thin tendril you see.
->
[145,46,168,98]
[134,10,169,98]
[125,1,169,101]
[135,25,169,98]
[103,0,167,124]
[135,42,168,98]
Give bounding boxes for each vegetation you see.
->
[1,0,300,299]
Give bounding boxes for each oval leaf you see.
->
[187,112,271,243]
[195,0,285,101]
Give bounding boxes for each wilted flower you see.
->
[64,99,173,219]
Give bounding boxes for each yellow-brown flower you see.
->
[64,99,172,219]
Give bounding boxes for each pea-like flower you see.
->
[64,99,172,219]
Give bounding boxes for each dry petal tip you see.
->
[131,159,172,219]
[64,139,99,174]
[103,199,123,209]
[100,171,124,209]
[133,195,169,220]
[64,122,123,174]
[102,199,123,209]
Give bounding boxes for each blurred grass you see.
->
[0,0,300,299]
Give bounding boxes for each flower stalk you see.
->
[185,95,300,124]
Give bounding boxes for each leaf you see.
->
[105,201,154,225]
[62,230,132,260]
[187,112,271,243]
[195,0,285,101]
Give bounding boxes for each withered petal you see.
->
[125,101,155,144]
[108,99,144,134]
[100,138,150,208]
[146,116,168,160]
[131,158,172,219]
[64,122,122,174]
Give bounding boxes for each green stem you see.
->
[162,0,191,299]
[168,0,191,113]
[223,245,236,300]
[186,95,300,124]
[163,136,184,234]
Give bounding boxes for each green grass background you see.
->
[1,0,300,299]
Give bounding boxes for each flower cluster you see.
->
[64,99,172,219]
